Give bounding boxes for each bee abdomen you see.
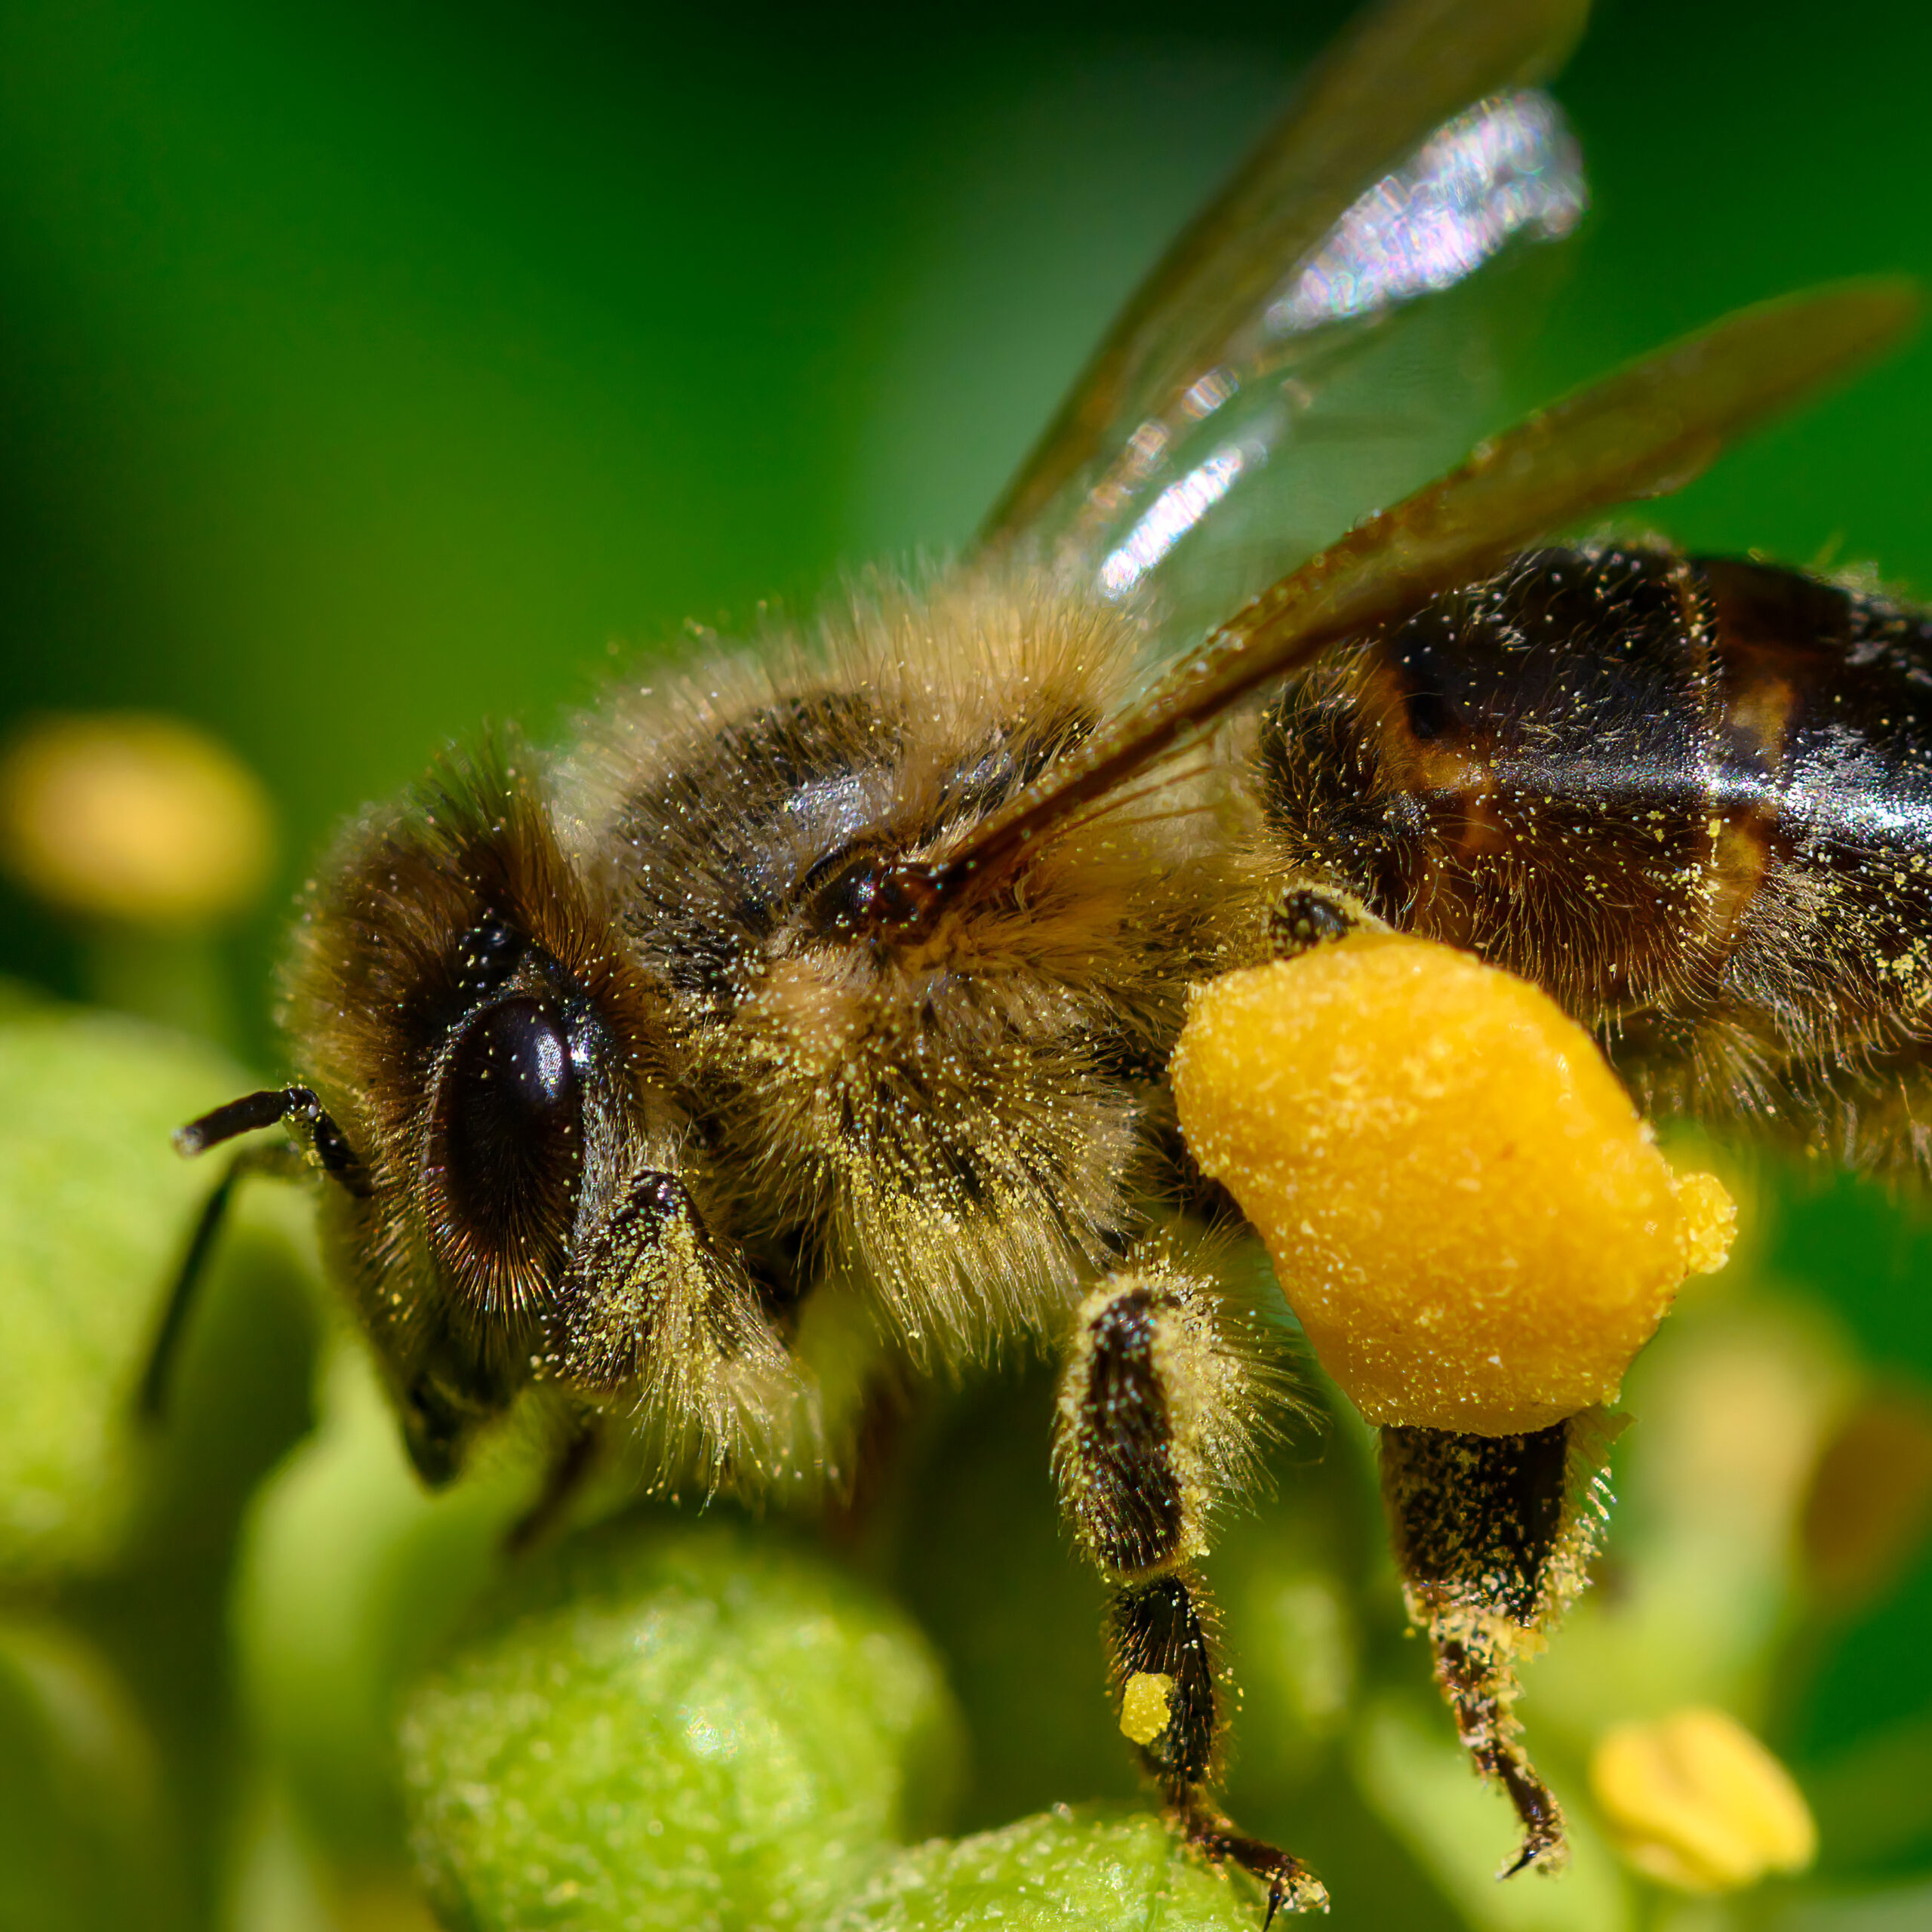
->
[1259,546,1932,1142]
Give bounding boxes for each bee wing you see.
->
[977,0,1592,637]
[946,280,1921,886]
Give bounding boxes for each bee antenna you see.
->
[174,1085,316,1156]
[174,1084,365,1191]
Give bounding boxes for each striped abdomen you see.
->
[1257,546,1932,1163]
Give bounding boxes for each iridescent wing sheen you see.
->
[941,281,1922,891]
[976,0,1593,646]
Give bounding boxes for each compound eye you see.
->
[433,995,583,1303]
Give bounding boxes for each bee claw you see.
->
[1183,1804,1328,1919]
[1500,1823,1567,1881]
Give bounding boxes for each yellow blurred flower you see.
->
[1590,1706,1817,1892]
[0,714,274,926]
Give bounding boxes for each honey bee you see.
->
[149,0,1919,1915]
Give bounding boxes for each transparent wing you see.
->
[976,0,1592,651]
[942,282,1921,889]
[1084,91,1588,645]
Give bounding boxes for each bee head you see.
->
[275,742,681,1456]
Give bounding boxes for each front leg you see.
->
[1054,1261,1328,1922]
[1380,1416,1622,1877]
[544,1162,816,1497]
[503,1415,604,1555]
[149,1084,368,1419]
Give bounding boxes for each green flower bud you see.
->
[0,1001,294,1580]
[823,1808,1256,1932]
[401,1515,961,1930]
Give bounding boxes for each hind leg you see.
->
[1380,1417,1623,1877]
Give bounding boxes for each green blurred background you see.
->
[4,0,1932,1925]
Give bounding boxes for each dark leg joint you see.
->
[1110,1573,1217,1786]
[1059,1278,1327,1915]
[1383,1422,1569,1623]
[1267,884,1377,960]
[1438,1634,1566,1873]
[1077,1287,1185,1576]
[504,1418,602,1555]
[1110,1573,1330,1917]
[1381,1422,1581,1876]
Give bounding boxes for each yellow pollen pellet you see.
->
[1119,1671,1175,1746]
[1171,934,1734,1434]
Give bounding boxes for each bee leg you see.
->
[1055,1266,1328,1917]
[1380,1418,1619,1876]
[504,1415,603,1555]
[1110,1571,1326,1923]
[1436,1628,1564,1875]
[1266,882,1386,960]
[139,1140,305,1420]
[818,1374,909,1556]
[548,1165,808,1492]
